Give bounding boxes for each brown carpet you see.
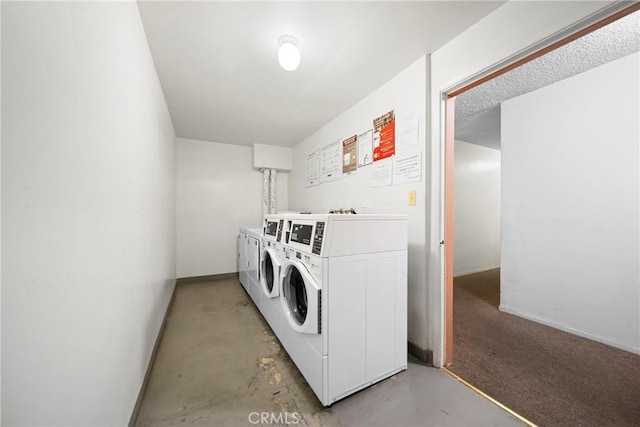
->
[449,269,640,427]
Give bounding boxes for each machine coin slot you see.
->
[312,221,325,255]
[277,219,284,242]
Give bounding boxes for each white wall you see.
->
[500,52,640,354]
[177,138,288,278]
[454,140,501,277]
[2,2,176,425]
[429,0,622,366]
[0,1,3,419]
[289,56,428,350]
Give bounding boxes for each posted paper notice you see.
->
[342,134,358,174]
[372,158,393,187]
[320,141,342,182]
[396,111,419,150]
[373,110,395,162]
[394,152,422,184]
[306,150,320,187]
[358,130,373,167]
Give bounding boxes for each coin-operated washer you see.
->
[277,214,408,406]
[259,216,286,337]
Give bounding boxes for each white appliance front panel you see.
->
[247,236,260,284]
[238,233,249,291]
[260,293,283,339]
[278,319,326,403]
[326,250,408,400]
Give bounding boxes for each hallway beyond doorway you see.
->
[450,269,640,427]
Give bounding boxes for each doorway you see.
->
[442,4,640,426]
[444,0,639,366]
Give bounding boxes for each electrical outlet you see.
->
[409,190,417,206]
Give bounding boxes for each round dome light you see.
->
[278,35,300,71]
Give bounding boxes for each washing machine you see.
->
[277,214,408,406]
[260,215,286,337]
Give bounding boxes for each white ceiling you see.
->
[455,9,640,150]
[137,1,505,147]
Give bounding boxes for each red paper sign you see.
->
[373,120,395,161]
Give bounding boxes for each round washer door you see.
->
[280,260,320,334]
[260,248,279,298]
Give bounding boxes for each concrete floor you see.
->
[134,276,525,427]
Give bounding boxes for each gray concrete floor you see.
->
[134,277,525,427]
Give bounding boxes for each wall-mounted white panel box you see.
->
[253,144,293,171]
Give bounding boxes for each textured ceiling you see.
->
[455,9,640,150]
[137,1,505,147]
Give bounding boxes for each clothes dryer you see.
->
[238,227,262,308]
[277,214,408,406]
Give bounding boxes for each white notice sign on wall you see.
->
[372,157,393,187]
[396,111,420,151]
[358,129,374,167]
[320,141,343,182]
[393,152,422,184]
[306,150,320,187]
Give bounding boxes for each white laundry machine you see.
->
[238,227,262,308]
[259,215,286,337]
[277,214,408,406]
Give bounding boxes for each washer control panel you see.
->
[312,222,325,255]
[276,219,284,242]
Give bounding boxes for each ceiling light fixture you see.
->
[278,35,300,71]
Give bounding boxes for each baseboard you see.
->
[408,341,433,366]
[453,265,500,278]
[499,304,640,355]
[176,272,238,285]
[128,281,177,427]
